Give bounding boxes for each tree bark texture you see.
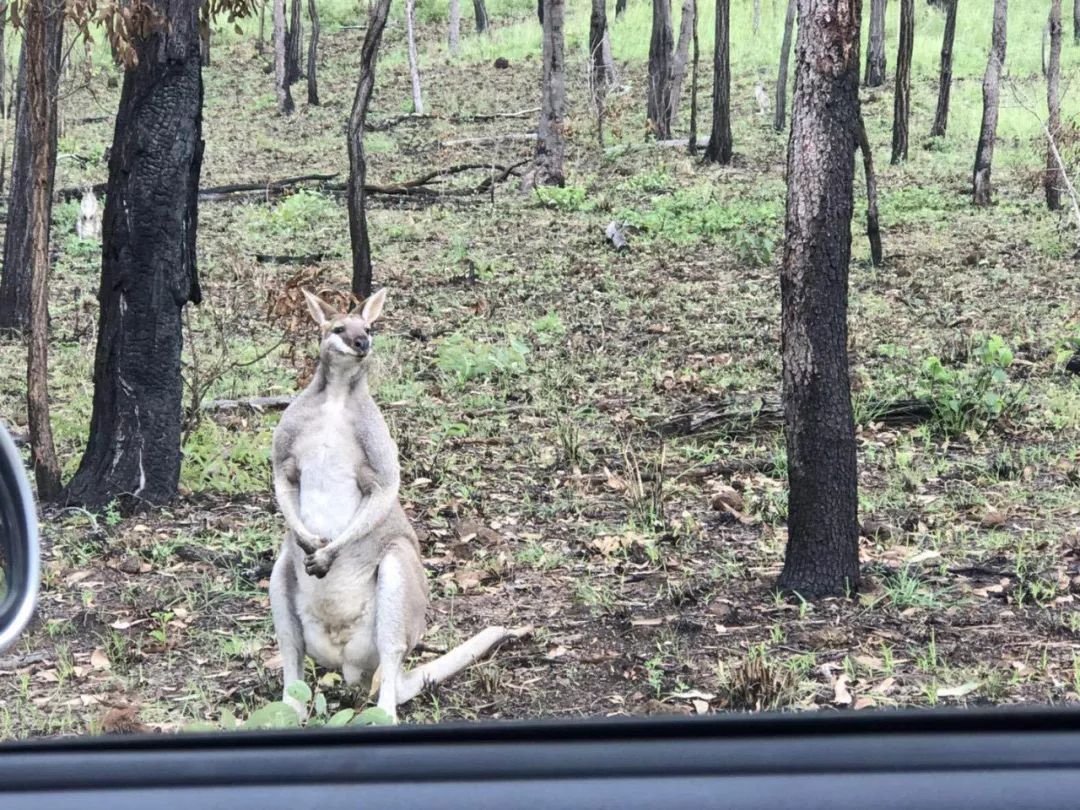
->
[865,0,886,86]
[449,0,461,54]
[778,0,862,598]
[1074,0,1079,43]
[287,0,303,85]
[774,0,795,132]
[200,21,211,65]
[704,0,732,163]
[23,0,64,499]
[347,0,392,300]
[405,0,424,113]
[534,0,566,185]
[616,0,627,16]
[307,0,320,104]
[647,0,674,139]
[929,0,956,137]
[688,0,700,153]
[590,0,613,144]
[890,0,913,164]
[273,0,294,113]
[473,0,488,33]
[63,0,205,508]
[669,0,696,131]
[857,111,883,266]
[1046,0,1063,211]
[973,0,1006,206]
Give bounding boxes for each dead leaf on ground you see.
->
[710,485,745,513]
[832,674,853,705]
[937,682,980,698]
[90,649,111,671]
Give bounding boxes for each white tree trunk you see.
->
[406,0,424,114]
[449,0,460,55]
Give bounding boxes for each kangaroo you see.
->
[75,188,101,241]
[269,288,527,722]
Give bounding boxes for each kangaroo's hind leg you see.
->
[371,538,429,723]
[270,547,308,718]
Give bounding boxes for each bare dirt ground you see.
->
[0,2,1079,737]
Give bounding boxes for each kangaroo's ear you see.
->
[301,289,339,326]
[361,288,387,324]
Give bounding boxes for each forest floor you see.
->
[0,0,1079,737]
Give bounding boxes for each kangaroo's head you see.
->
[301,288,386,368]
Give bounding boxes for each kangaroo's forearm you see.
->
[322,485,398,553]
[274,473,317,542]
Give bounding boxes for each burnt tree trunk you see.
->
[688,0,699,154]
[307,0,320,104]
[669,0,696,132]
[865,0,887,87]
[929,0,957,137]
[23,0,64,499]
[1047,0,1063,211]
[616,0,627,16]
[774,0,795,132]
[200,21,211,65]
[259,0,267,52]
[1074,0,1079,43]
[346,0,392,300]
[703,0,732,164]
[449,0,461,54]
[777,0,862,598]
[473,0,488,33]
[273,0,294,113]
[405,0,424,113]
[973,0,1007,206]
[534,0,566,186]
[0,3,7,120]
[0,10,62,335]
[62,0,205,508]
[890,0,913,164]
[647,0,674,139]
[287,0,303,85]
[857,112,883,266]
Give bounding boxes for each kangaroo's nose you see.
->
[354,336,370,352]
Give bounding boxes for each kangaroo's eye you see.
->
[332,325,345,335]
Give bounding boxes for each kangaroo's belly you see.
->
[294,554,379,673]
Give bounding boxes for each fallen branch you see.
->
[370,107,539,131]
[0,651,48,671]
[652,396,933,437]
[255,253,327,265]
[199,173,340,201]
[201,395,295,413]
[441,132,537,147]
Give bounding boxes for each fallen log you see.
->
[201,395,295,413]
[255,253,327,265]
[441,132,537,147]
[198,172,340,200]
[370,107,539,131]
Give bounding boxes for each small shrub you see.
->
[533,185,592,213]
[184,683,394,732]
[435,333,529,384]
[917,336,1023,437]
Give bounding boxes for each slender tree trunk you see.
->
[259,0,267,52]
[929,0,957,137]
[473,0,488,33]
[405,0,424,114]
[347,0,392,300]
[0,2,8,119]
[273,0,294,113]
[590,0,613,144]
[537,0,543,23]
[1074,0,1079,43]
[200,21,211,65]
[688,0,699,154]
[857,112,883,266]
[778,0,862,598]
[669,0,695,131]
[287,0,303,84]
[865,0,887,87]
[890,0,913,164]
[449,0,461,54]
[23,0,63,499]
[647,0,674,139]
[1047,0,1063,211]
[703,0,732,164]
[774,0,795,133]
[752,0,761,33]
[63,0,205,508]
[307,0,320,104]
[973,0,1007,206]
[534,0,566,186]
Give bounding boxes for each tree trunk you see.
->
[307,0,320,104]
[857,112,883,267]
[23,0,64,499]
[669,0,695,131]
[200,21,211,66]
[865,0,887,87]
[0,13,62,336]
[62,0,205,508]
[1046,0,1063,211]
[537,0,543,24]
[703,0,732,164]
[347,0,392,300]
[616,0,627,16]
[647,0,674,139]
[777,0,861,598]
[890,0,913,164]
[973,0,1007,206]
[752,0,761,33]
[773,0,795,133]
[287,0,303,85]
[273,0,294,113]
[1074,0,1079,43]
[534,0,566,186]
[929,0,957,137]
[688,0,699,154]
[259,0,267,52]
[0,2,8,119]
[405,0,424,114]
[473,0,488,33]
[590,0,613,144]
[449,0,461,54]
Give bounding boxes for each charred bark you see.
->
[774,0,795,133]
[63,0,205,508]
[287,0,303,85]
[346,0,392,300]
[669,0,695,131]
[473,0,488,33]
[307,0,320,104]
[616,0,627,15]
[865,0,887,87]
[857,112,883,266]
[929,0,957,137]
[273,0,294,113]
[688,0,699,154]
[1047,0,1063,211]
[534,0,566,186]
[778,0,862,598]
[703,0,731,164]
[890,0,913,164]
[647,0,674,139]
[973,0,1007,206]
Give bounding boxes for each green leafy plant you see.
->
[533,185,592,213]
[435,333,529,384]
[184,682,394,732]
[917,336,1023,437]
